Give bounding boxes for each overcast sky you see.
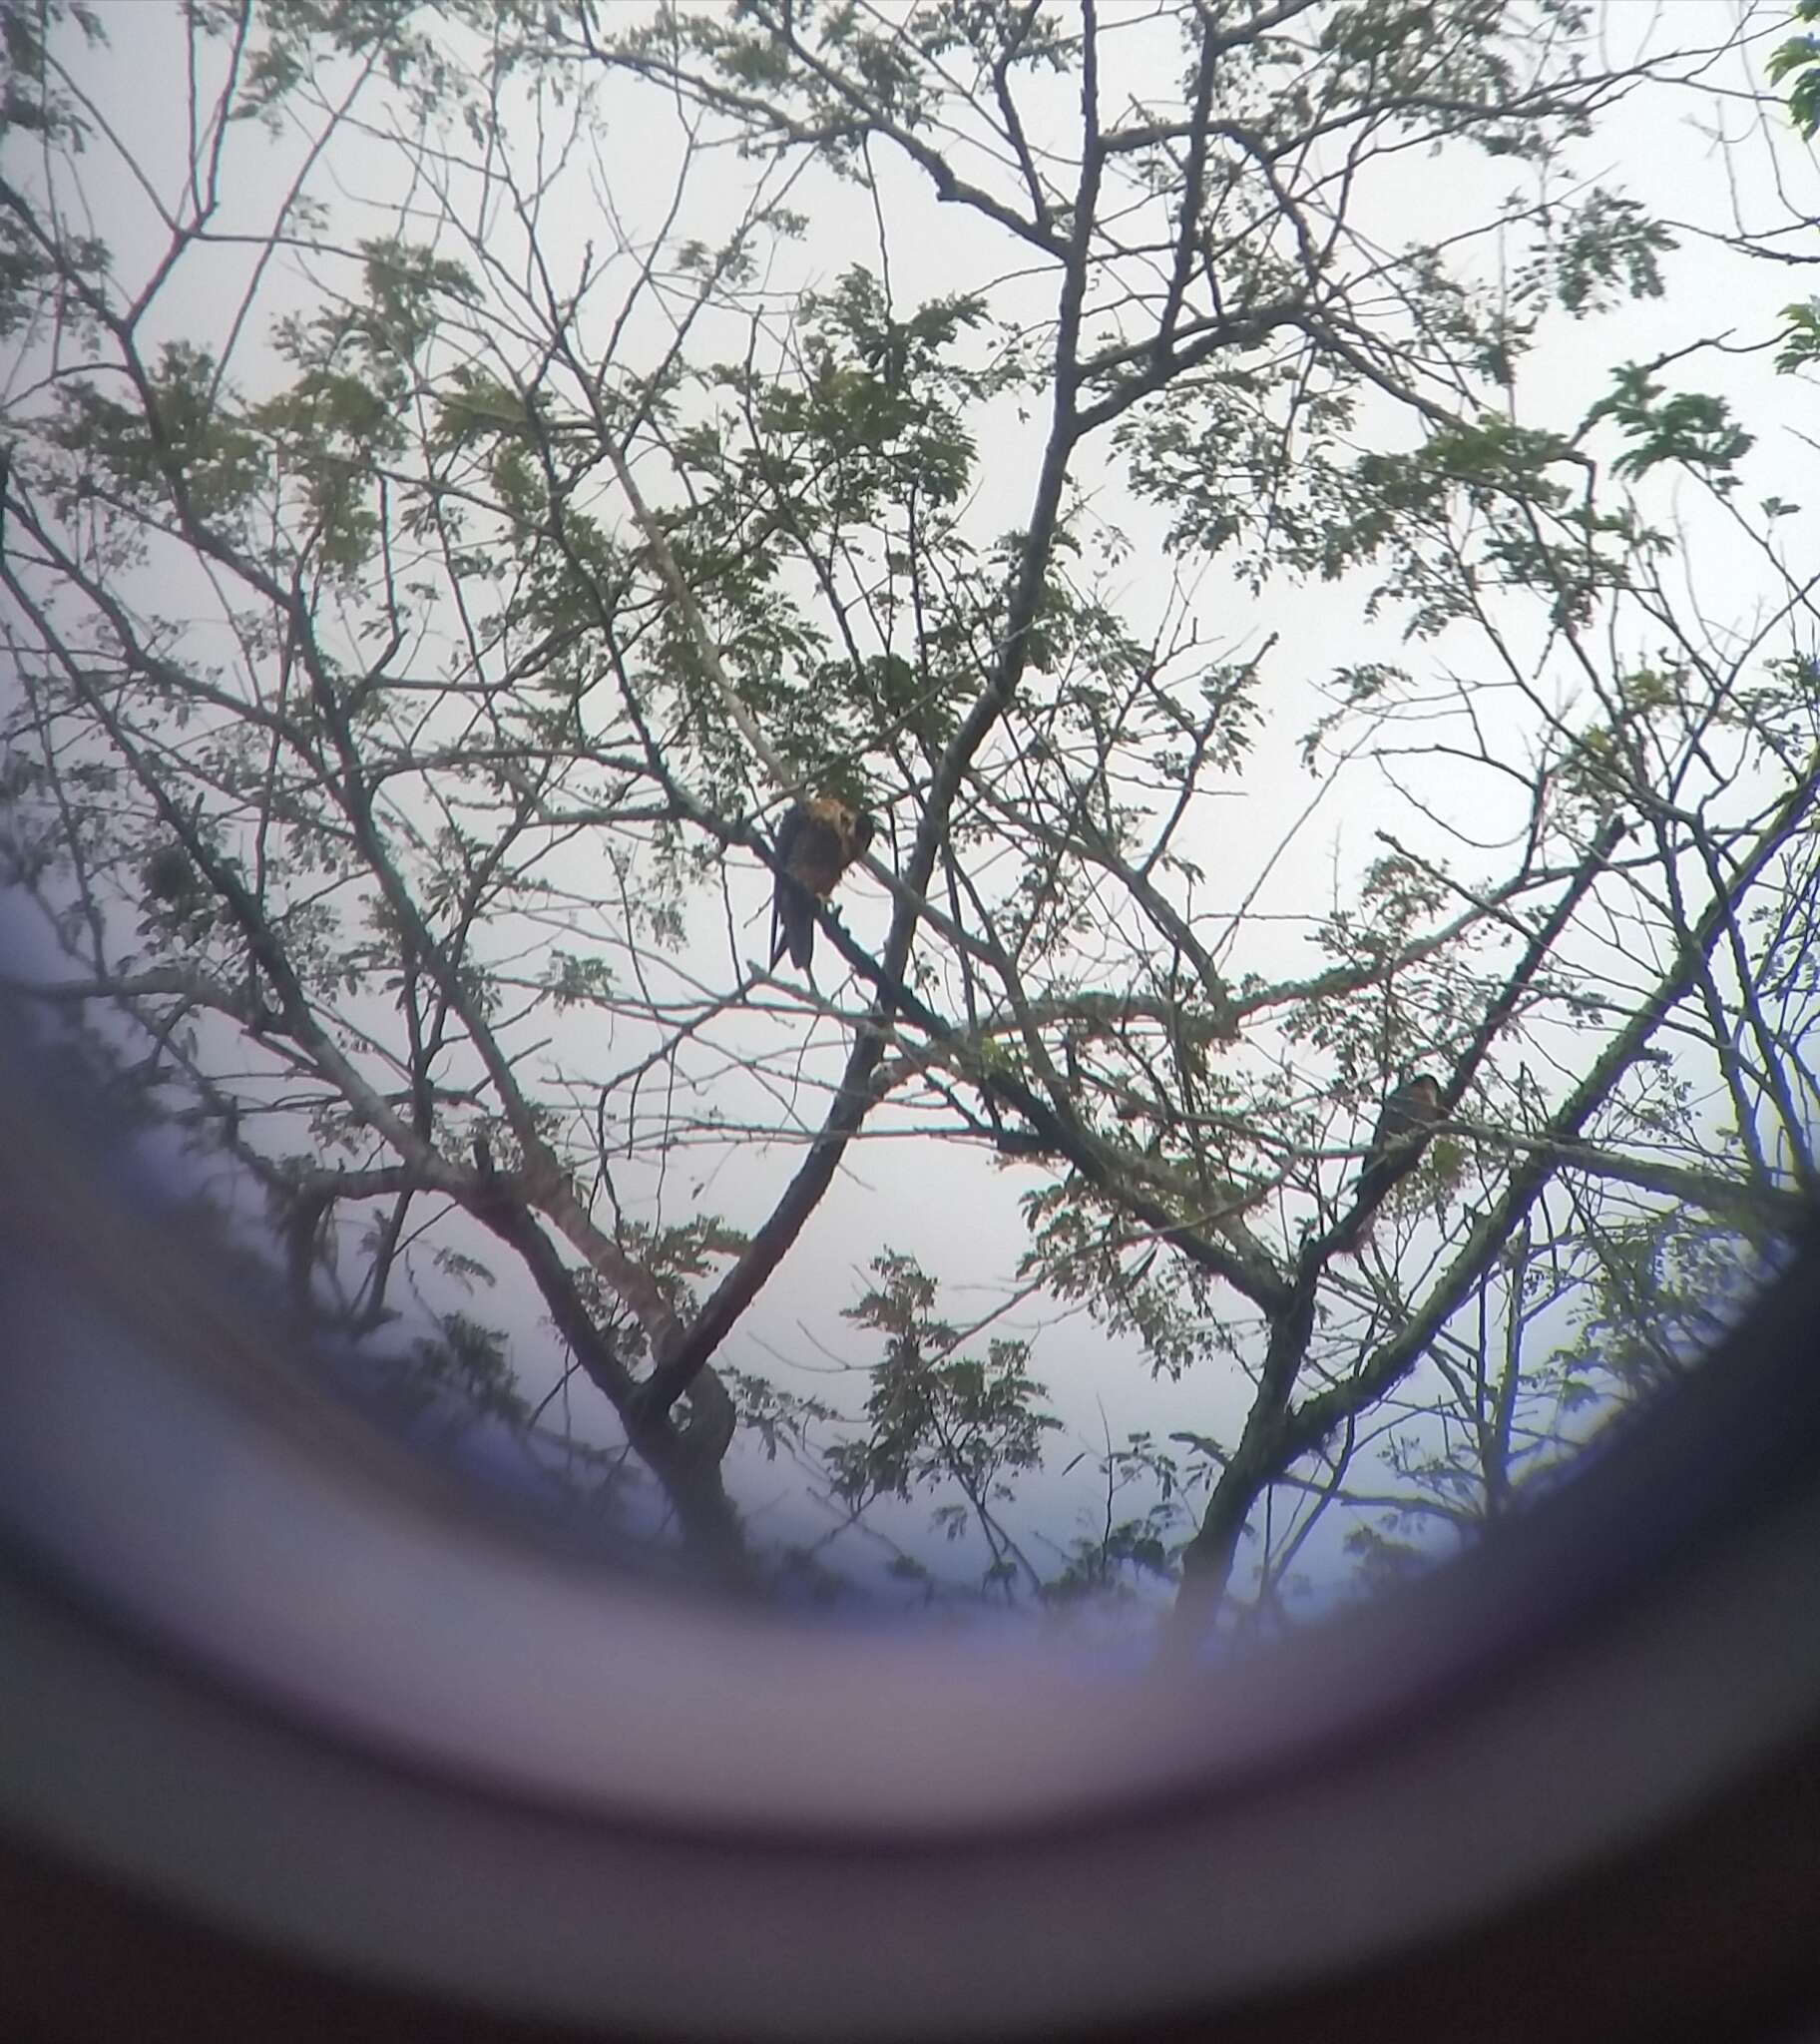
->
[5,0,1816,1624]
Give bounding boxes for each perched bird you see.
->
[769,795,875,973]
[1338,1071,1445,1251]
[1365,1071,1445,1173]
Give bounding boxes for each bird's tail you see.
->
[771,877,815,971]
[1333,1163,1394,1258]
[1333,1213,1378,1260]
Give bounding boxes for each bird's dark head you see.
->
[1407,1073,1445,1108]
[849,810,877,858]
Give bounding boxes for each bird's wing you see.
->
[771,808,805,967]
[1371,1083,1423,1155]
[787,812,847,896]
[1365,1098,1402,1161]
[774,803,807,868]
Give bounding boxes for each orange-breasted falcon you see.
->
[1339,1071,1444,1249]
[769,796,875,973]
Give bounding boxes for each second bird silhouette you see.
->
[1337,1070,1445,1252]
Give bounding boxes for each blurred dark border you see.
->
[6,1727,1817,2044]
[6,1004,1820,2039]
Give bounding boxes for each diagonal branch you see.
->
[1170,762,1820,1636]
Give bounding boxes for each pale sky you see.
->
[5,0,1816,1623]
